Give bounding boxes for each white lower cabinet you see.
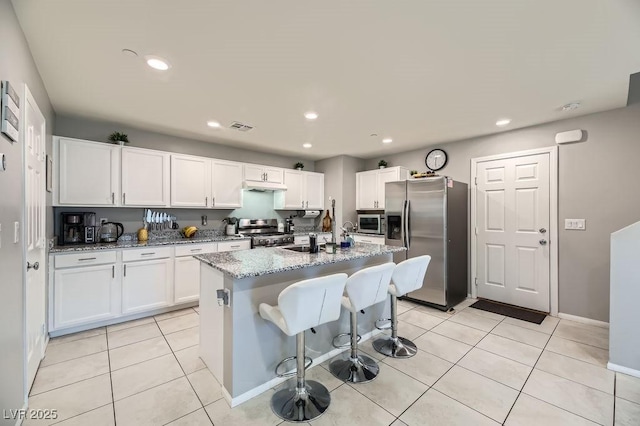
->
[53,263,120,330]
[174,243,218,304]
[122,257,173,315]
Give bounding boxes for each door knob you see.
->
[539,228,547,234]
[539,239,547,246]
[27,261,39,271]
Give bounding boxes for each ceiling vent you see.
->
[229,121,254,132]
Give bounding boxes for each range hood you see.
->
[242,180,288,192]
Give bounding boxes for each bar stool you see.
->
[329,263,396,383]
[373,255,431,358]
[259,273,348,422]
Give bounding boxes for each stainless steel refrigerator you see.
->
[385,177,468,310]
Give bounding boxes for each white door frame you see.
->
[470,146,558,316]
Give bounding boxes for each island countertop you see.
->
[194,243,406,279]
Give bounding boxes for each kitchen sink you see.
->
[282,245,324,253]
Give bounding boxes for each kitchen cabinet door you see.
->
[174,256,201,304]
[276,170,304,209]
[356,170,378,210]
[53,264,120,330]
[377,168,402,209]
[264,167,284,184]
[211,160,243,208]
[217,240,251,252]
[244,164,265,182]
[304,172,324,210]
[122,258,173,315]
[171,154,211,207]
[121,147,170,207]
[56,138,120,206]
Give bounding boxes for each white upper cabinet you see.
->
[170,154,210,208]
[275,170,324,210]
[56,137,120,206]
[244,164,284,184]
[356,167,408,210]
[211,160,243,208]
[121,147,170,207]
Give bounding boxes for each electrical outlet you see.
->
[565,219,586,230]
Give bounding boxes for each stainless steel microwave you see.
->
[357,214,384,234]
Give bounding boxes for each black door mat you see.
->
[470,300,547,324]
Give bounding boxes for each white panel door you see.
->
[121,147,170,206]
[58,138,119,206]
[211,160,243,208]
[476,153,550,311]
[244,164,265,182]
[305,172,325,210]
[264,167,284,184]
[122,259,173,314]
[356,170,378,209]
[174,256,201,303]
[170,154,210,207]
[281,170,304,209]
[376,168,401,209]
[24,86,47,390]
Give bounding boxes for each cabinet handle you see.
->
[111,193,115,204]
[140,252,155,256]
[122,193,126,204]
[112,265,115,278]
[306,201,309,208]
[190,248,202,252]
[212,196,215,206]
[78,257,97,261]
[301,201,304,208]
[124,264,126,277]
[230,245,240,249]
[205,196,208,207]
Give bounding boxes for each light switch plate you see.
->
[565,218,586,230]
[14,221,19,243]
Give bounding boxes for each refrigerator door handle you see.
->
[404,199,410,250]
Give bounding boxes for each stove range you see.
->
[238,219,295,248]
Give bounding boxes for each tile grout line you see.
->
[105,327,117,425]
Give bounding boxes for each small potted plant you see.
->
[108,131,129,145]
[410,170,418,176]
[378,160,388,169]
[294,162,304,170]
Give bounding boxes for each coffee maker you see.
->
[59,212,97,245]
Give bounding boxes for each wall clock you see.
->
[425,149,448,171]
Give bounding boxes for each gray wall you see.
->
[0,0,55,418]
[55,115,314,171]
[315,155,365,238]
[364,103,640,322]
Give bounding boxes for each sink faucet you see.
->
[342,221,355,232]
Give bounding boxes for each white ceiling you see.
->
[13,0,640,160]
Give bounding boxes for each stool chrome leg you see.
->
[271,331,330,422]
[372,294,417,358]
[329,311,380,383]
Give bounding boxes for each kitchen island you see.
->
[195,243,406,407]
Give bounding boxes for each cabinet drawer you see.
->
[55,251,117,268]
[175,243,217,257]
[294,236,310,245]
[217,240,250,252]
[353,235,386,245]
[122,246,172,262]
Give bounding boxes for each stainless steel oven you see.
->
[357,214,384,234]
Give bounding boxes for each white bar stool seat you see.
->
[259,273,348,422]
[373,255,431,358]
[329,262,395,383]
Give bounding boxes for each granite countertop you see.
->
[194,243,406,279]
[50,234,250,253]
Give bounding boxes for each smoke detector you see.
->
[229,121,254,132]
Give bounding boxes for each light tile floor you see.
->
[26,300,640,425]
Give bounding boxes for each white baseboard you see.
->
[224,329,382,408]
[607,362,640,379]
[558,312,609,329]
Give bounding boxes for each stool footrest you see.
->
[375,318,391,330]
[331,332,361,349]
[275,355,313,378]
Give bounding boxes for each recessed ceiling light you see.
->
[382,138,393,144]
[145,55,170,71]
[496,118,511,127]
[121,48,138,57]
[304,112,318,120]
[303,143,312,148]
[562,102,581,111]
[207,121,221,128]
